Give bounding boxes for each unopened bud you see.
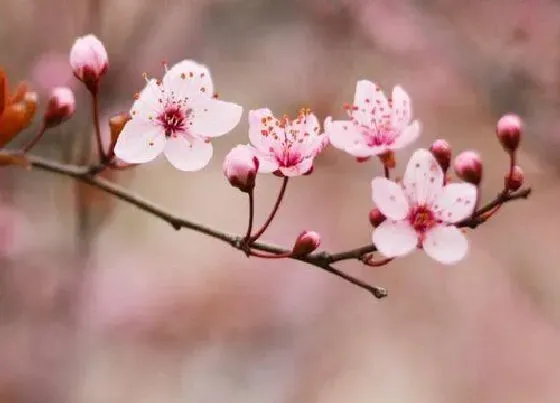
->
[43,87,75,128]
[369,208,386,228]
[496,114,522,153]
[223,145,259,193]
[453,151,483,185]
[291,230,321,257]
[505,165,524,191]
[69,34,108,93]
[430,139,451,172]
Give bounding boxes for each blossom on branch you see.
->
[114,60,243,171]
[371,149,477,264]
[325,80,420,158]
[247,108,326,176]
[69,34,108,93]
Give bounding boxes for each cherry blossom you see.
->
[371,149,477,264]
[248,108,326,176]
[325,80,420,158]
[114,60,243,171]
[69,34,108,91]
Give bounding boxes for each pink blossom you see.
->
[114,60,243,171]
[69,34,108,91]
[43,87,76,128]
[371,149,477,264]
[325,80,420,158]
[248,108,326,176]
[292,230,321,257]
[223,145,259,193]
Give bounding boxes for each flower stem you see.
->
[91,90,106,164]
[249,176,289,242]
[384,164,390,179]
[22,123,47,153]
[243,190,255,244]
[247,249,292,259]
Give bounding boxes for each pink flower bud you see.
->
[496,114,522,153]
[453,151,483,185]
[291,230,321,257]
[505,165,524,191]
[223,145,259,193]
[429,139,451,172]
[69,34,108,93]
[369,208,386,228]
[43,87,75,128]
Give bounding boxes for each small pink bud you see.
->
[505,165,524,191]
[453,151,483,185]
[223,145,259,193]
[369,208,386,228]
[496,114,522,153]
[43,87,75,128]
[69,34,108,93]
[291,230,321,257]
[429,139,451,172]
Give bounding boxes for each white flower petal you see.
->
[324,117,363,151]
[190,98,242,137]
[391,120,421,149]
[278,157,313,177]
[390,85,412,130]
[248,108,285,153]
[114,119,166,164]
[250,147,279,173]
[371,177,409,220]
[433,183,477,223]
[162,60,214,98]
[423,225,468,265]
[403,148,444,206]
[373,220,418,258]
[352,80,389,127]
[130,79,163,120]
[163,136,213,171]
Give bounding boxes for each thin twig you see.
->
[250,176,289,242]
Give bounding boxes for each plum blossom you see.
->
[248,108,326,176]
[325,80,420,158]
[69,34,108,91]
[114,60,243,171]
[371,149,477,264]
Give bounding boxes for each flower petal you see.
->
[130,79,163,121]
[190,98,242,137]
[373,220,417,258]
[391,120,421,149]
[390,85,412,130]
[163,136,213,171]
[162,60,214,99]
[352,80,389,127]
[324,117,363,151]
[423,225,468,265]
[403,148,444,206]
[371,177,409,220]
[278,157,313,177]
[248,108,285,153]
[433,183,477,223]
[113,119,166,164]
[250,147,279,173]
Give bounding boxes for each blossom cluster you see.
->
[0,34,527,271]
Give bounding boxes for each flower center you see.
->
[157,106,189,137]
[408,205,437,233]
[363,126,396,147]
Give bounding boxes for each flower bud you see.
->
[504,165,524,192]
[291,230,321,257]
[369,208,386,228]
[453,151,483,185]
[430,139,451,172]
[43,87,75,128]
[223,145,259,193]
[69,34,108,93]
[496,114,522,153]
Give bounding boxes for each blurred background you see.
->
[0,0,559,402]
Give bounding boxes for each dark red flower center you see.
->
[408,205,437,233]
[158,106,189,137]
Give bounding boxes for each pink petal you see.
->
[390,120,421,149]
[190,98,242,137]
[162,60,214,98]
[371,177,409,220]
[352,80,389,127]
[403,148,444,206]
[433,183,477,223]
[130,79,163,120]
[250,147,279,173]
[278,157,313,177]
[114,119,166,164]
[163,136,213,171]
[372,220,417,258]
[248,108,285,154]
[390,85,412,130]
[423,225,468,265]
[324,117,362,151]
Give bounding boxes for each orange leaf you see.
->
[0,68,8,115]
[0,92,37,148]
[0,153,30,168]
